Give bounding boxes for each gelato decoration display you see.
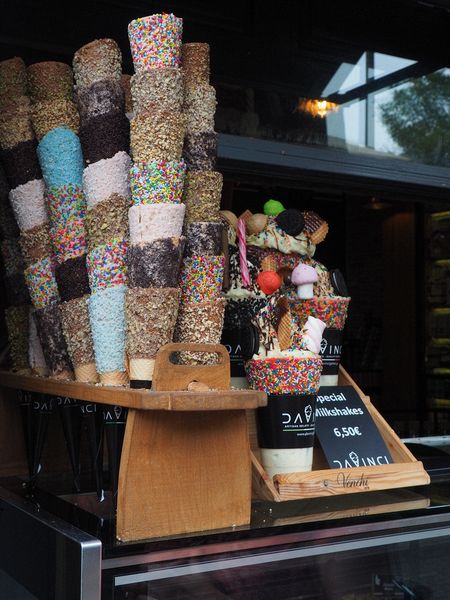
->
[126,13,186,386]
[30,60,97,382]
[173,40,226,366]
[74,38,131,386]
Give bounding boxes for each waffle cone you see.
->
[100,370,129,386]
[277,312,292,350]
[32,367,49,377]
[310,222,329,245]
[51,369,74,381]
[129,358,155,381]
[74,363,99,383]
[261,255,278,272]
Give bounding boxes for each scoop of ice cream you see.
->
[263,199,285,216]
[301,316,326,354]
[257,270,282,295]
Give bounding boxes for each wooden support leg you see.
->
[117,409,251,542]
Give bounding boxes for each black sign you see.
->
[315,386,393,469]
[221,328,246,377]
[319,329,343,375]
[256,394,317,449]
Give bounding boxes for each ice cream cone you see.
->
[74,362,98,383]
[129,357,155,386]
[100,370,129,386]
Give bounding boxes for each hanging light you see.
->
[295,98,339,118]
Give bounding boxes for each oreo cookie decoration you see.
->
[275,209,305,237]
[240,322,260,360]
[330,269,349,297]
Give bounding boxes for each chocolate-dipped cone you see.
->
[103,405,127,507]
[31,394,53,481]
[80,403,104,501]
[57,396,82,492]
[18,390,34,480]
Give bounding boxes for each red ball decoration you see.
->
[257,271,282,295]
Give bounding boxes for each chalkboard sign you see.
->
[315,386,393,469]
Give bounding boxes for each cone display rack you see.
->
[0,343,266,542]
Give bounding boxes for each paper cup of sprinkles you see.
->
[83,151,131,209]
[0,140,42,189]
[27,61,73,102]
[184,222,223,257]
[290,296,350,331]
[130,110,185,163]
[87,239,128,292]
[50,217,87,263]
[73,39,122,89]
[76,79,124,122]
[174,298,226,365]
[182,171,223,223]
[247,356,323,478]
[24,256,60,309]
[46,184,86,228]
[181,43,210,85]
[128,237,185,289]
[126,286,180,386]
[60,296,98,383]
[0,57,28,100]
[37,127,84,188]
[1,238,24,276]
[33,303,73,379]
[55,254,90,302]
[4,273,31,307]
[79,111,130,166]
[182,132,217,172]
[9,178,47,231]
[20,223,52,265]
[5,305,30,373]
[128,13,183,71]
[86,193,129,249]
[88,284,128,385]
[29,309,48,376]
[183,84,217,134]
[121,74,133,115]
[245,356,322,396]
[31,99,79,141]
[130,159,185,205]
[128,203,185,244]
[0,110,34,150]
[179,254,225,303]
[131,69,183,114]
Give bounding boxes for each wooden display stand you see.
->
[0,344,266,542]
[250,367,430,502]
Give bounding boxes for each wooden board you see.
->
[117,409,251,541]
[0,370,266,411]
[250,366,430,502]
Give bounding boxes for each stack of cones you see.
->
[126,14,186,387]
[28,61,97,384]
[174,43,225,365]
[73,39,130,387]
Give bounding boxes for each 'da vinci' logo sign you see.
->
[332,450,390,469]
[282,404,314,427]
[320,337,342,356]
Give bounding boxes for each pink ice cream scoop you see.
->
[291,264,318,299]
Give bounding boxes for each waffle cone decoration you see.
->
[274,296,292,351]
[303,211,329,245]
[260,254,278,272]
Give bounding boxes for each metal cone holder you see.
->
[56,396,82,492]
[80,402,104,501]
[103,405,128,507]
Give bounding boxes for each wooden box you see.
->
[250,367,430,502]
